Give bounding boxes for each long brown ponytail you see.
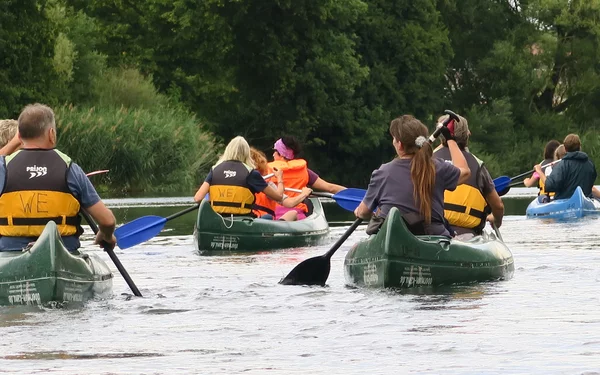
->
[389,115,435,224]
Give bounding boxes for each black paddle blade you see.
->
[279,255,330,286]
[498,186,510,197]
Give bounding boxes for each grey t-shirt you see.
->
[0,157,101,251]
[363,158,461,233]
[478,166,495,195]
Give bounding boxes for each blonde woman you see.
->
[193,136,285,216]
[0,119,21,155]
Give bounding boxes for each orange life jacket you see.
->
[252,166,277,217]
[268,159,309,213]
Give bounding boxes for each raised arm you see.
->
[447,140,471,185]
[0,133,21,156]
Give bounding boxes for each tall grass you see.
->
[53,66,220,193]
[56,104,218,192]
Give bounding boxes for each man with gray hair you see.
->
[0,103,116,251]
[433,114,504,238]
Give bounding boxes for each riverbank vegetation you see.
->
[2,0,599,190]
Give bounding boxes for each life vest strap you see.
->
[0,216,80,226]
[444,203,487,220]
[252,204,275,216]
[212,201,248,208]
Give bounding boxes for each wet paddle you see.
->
[279,110,461,286]
[279,218,363,286]
[115,204,199,249]
[285,188,366,212]
[80,209,142,297]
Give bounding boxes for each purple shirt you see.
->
[363,158,461,227]
[307,169,319,186]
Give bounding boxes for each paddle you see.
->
[494,159,562,196]
[279,218,363,286]
[285,187,366,212]
[86,169,110,177]
[279,109,461,286]
[491,222,503,242]
[115,204,199,249]
[80,209,142,297]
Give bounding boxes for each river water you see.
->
[1,188,599,374]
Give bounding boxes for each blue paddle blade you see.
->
[332,188,366,212]
[115,215,168,249]
[493,176,510,194]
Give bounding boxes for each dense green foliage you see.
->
[3,0,600,190]
[0,0,58,117]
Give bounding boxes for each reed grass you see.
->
[56,104,219,192]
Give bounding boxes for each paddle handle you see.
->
[428,109,459,143]
[165,204,200,221]
[325,218,363,260]
[81,209,142,297]
[284,187,333,199]
[511,159,562,182]
[492,222,504,242]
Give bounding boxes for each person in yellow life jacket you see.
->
[523,139,561,202]
[433,114,504,238]
[0,104,116,252]
[269,136,346,220]
[250,147,313,221]
[193,137,287,217]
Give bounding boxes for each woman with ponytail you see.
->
[354,115,471,236]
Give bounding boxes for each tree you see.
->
[0,0,57,117]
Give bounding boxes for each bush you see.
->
[56,104,219,192]
[92,67,170,110]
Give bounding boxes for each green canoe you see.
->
[194,198,330,254]
[0,221,113,306]
[344,207,514,288]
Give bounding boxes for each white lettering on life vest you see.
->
[224,170,237,178]
[26,165,48,179]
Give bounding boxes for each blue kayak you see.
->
[526,186,600,220]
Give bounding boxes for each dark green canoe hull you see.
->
[194,198,330,254]
[0,222,113,306]
[344,208,514,288]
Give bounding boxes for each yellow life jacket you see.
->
[538,159,555,198]
[209,160,256,215]
[268,159,309,213]
[434,148,489,233]
[0,149,81,237]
